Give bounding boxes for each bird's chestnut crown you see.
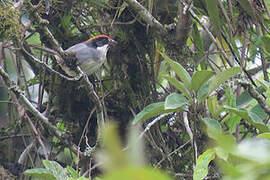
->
[85,35,116,48]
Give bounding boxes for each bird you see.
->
[59,35,117,76]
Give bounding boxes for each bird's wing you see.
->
[65,43,100,64]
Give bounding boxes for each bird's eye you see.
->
[96,38,108,47]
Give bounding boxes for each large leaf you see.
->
[201,118,222,139]
[224,106,269,132]
[164,93,188,110]
[162,75,192,101]
[193,149,216,180]
[160,52,191,90]
[43,160,69,180]
[132,102,175,124]
[197,82,210,103]
[191,70,215,92]
[208,67,241,95]
[24,168,56,180]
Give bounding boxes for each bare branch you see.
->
[125,0,166,35]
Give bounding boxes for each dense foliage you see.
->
[0,0,270,179]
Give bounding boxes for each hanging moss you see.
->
[0,5,23,41]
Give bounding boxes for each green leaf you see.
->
[197,82,209,103]
[26,33,41,45]
[205,0,221,40]
[191,70,215,92]
[132,102,175,124]
[225,115,241,134]
[236,0,257,20]
[258,79,270,90]
[251,104,268,121]
[216,134,237,153]
[164,93,188,110]
[162,75,192,100]
[215,147,228,161]
[235,139,270,163]
[206,95,220,119]
[102,167,173,180]
[257,133,270,139]
[262,35,270,53]
[225,86,236,107]
[192,24,203,58]
[236,86,265,106]
[201,118,222,139]
[24,168,56,180]
[160,52,191,89]
[224,106,269,132]
[66,166,80,178]
[208,67,241,95]
[43,160,69,180]
[193,149,216,180]
[96,122,128,171]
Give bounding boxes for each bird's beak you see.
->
[109,39,117,46]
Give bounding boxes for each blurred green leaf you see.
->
[194,149,216,180]
[164,93,188,110]
[127,125,145,166]
[160,52,191,90]
[215,147,228,161]
[225,86,236,107]
[192,23,206,69]
[43,160,69,180]
[24,168,56,180]
[102,167,173,180]
[66,166,80,178]
[236,0,257,20]
[162,75,192,100]
[216,134,237,153]
[97,123,128,172]
[235,139,270,163]
[205,0,221,40]
[26,32,41,45]
[262,35,270,53]
[201,118,222,139]
[225,115,241,134]
[132,102,175,124]
[191,70,215,92]
[206,95,220,119]
[208,67,241,95]
[258,79,270,90]
[257,133,270,139]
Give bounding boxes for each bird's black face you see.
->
[86,35,117,49]
[87,37,109,48]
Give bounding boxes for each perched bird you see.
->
[59,35,117,76]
